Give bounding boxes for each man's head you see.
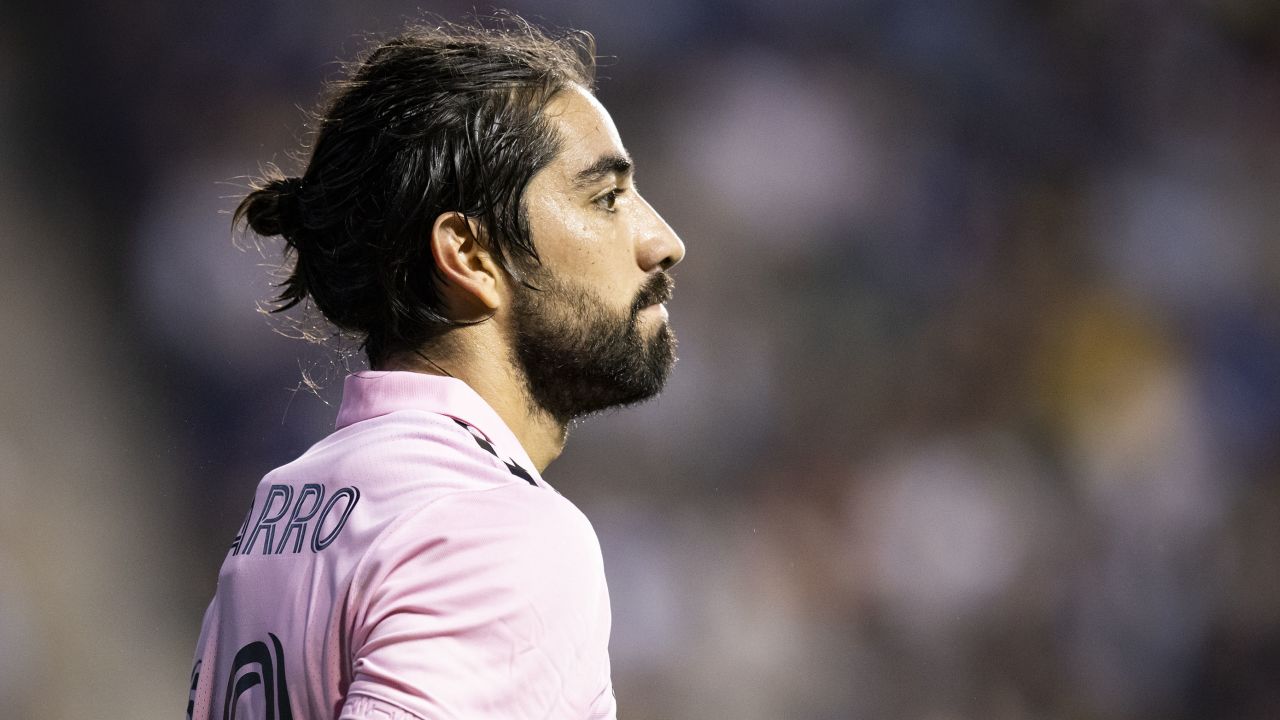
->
[237,17,685,423]
[505,86,684,424]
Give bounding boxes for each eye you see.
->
[594,187,625,212]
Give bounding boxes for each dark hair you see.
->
[235,15,596,367]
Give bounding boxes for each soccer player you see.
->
[186,17,685,720]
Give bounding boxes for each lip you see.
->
[641,302,669,320]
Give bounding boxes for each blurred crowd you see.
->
[2,1,1278,718]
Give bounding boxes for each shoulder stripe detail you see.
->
[449,417,538,487]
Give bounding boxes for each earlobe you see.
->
[429,212,502,317]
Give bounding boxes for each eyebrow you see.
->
[572,153,634,188]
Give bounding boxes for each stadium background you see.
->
[2,1,1279,718]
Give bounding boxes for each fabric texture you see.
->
[187,371,616,720]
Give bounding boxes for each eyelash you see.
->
[595,187,626,212]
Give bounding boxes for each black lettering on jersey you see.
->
[274,484,324,555]
[222,633,293,720]
[231,485,361,556]
[312,486,360,552]
[238,485,293,556]
[450,418,537,486]
[228,503,253,555]
[187,660,201,720]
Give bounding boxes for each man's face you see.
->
[507,85,686,424]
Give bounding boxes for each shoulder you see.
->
[347,481,608,645]
[342,482,613,718]
[239,410,540,560]
[360,481,603,596]
[345,483,611,699]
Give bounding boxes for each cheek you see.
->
[527,196,616,270]
[522,183,645,309]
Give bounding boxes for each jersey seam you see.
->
[342,688,427,720]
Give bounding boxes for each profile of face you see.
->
[508,86,686,424]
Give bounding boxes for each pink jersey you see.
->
[187,371,616,720]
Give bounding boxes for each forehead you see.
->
[539,85,627,180]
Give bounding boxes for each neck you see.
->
[382,332,568,473]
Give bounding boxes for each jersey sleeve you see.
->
[340,483,614,720]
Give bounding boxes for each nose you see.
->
[635,194,686,272]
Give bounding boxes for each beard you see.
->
[509,270,677,425]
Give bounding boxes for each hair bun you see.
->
[239,176,306,238]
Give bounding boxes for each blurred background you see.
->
[2,0,1279,718]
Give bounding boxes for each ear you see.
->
[429,212,503,318]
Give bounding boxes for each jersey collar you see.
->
[334,370,545,486]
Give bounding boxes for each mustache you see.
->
[631,272,675,316]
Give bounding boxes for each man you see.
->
[187,16,685,720]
